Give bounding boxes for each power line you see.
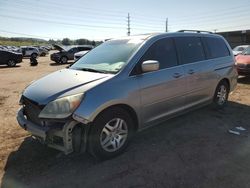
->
[3,0,167,24]
[0,7,165,30]
[0,7,126,25]
[170,15,250,30]
[171,11,250,26]
[0,14,126,29]
[4,0,128,18]
[5,0,167,22]
[170,1,250,22]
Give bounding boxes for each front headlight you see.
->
[39,93,83,119]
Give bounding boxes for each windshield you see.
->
[70,38,144,74]
[242,47,250,55]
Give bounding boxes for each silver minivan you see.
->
[17,31,238,159]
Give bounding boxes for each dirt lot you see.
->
[0,53,250,188]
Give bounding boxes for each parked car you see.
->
[43,46,52,51]
[20,46,39,58]
[32,46,48,56]
[0,50,23,67]
[38,47,49,56]
[74,50,89,61]
[235,46,250,76]
[232,45,249,56]
[11,46,21,53]
[50,45,93,63]
[0,46,7,50]
[17,31,237,159]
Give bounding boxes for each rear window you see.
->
[203,37,230,59]
[175,37,205,64]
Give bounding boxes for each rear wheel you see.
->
[88,108,134,160]
[213,80,229,108]
[7,59,16,67]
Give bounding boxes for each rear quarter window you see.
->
[202,37,230,59]
[175,37,205,64]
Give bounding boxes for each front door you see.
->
[136,38,187,126]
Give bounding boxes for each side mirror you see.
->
[141,60,160,73]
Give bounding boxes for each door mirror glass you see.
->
[141,60,159,73]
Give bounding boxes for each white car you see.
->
[232,45,249,56]
[74,50,89,61]
[20,46,39,58]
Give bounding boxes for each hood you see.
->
[235,54,250,64]
[53,44,66,52]
[23,69,112,105]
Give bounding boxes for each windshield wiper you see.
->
[79,68,108,74]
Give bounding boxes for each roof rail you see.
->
[178,30,213,34]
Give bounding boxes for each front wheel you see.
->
[213,81,229,109]
[60,56,68,64]
[88,108,134,160]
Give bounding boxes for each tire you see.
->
[60,56,68,64]
[7,59,16,67]
[212,80,229,109]
[31,53,38,59]
[41,52,46,56]
[88,108,134,160]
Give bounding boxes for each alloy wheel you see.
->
[217,85,227,105]
[100,118,128,152]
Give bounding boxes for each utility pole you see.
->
[165,18,168,32]
[127,13,131,36]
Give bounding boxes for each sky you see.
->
[0,0,250,41]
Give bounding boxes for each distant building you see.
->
[218,30,250,48]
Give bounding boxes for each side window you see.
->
[140,38,178,70]
[203,37,230,59]
[69,47,77,53]
[175,37,205,64]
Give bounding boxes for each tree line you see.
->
[0,36,103,46]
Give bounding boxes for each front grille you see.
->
[22,96,44,126]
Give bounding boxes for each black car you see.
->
[0,50,23,67]
[50,44,93,63]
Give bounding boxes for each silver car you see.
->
[20,46,39,58]
[17,31,238,159]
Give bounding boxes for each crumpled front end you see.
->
[16,96,87,154]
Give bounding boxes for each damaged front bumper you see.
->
[17,107,85,154]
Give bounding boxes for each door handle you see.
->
[173,73,182,78]
[188,69,195,74]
